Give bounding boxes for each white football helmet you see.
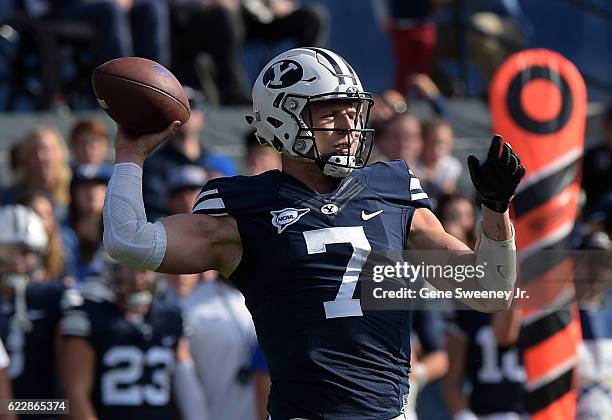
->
[0,205,47,252]
[0,205,48,331]
[247,47,374,177]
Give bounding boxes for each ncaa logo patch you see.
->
[271,207,310,233]
[262,60,304,89]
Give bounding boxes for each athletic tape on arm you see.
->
[474,223,517,293]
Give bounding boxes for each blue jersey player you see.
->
[0,205,80,420]
[103,48,525,419]
[444,310,526,419]
[59,264,206,420]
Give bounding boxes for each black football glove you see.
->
[468,135,525,213]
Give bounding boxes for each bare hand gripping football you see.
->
[468,135,525,213]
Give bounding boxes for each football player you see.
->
[60,264,206,420]
[443,310,526,419]
[103,47,525,419]
[0,205,78,418]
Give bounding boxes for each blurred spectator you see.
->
[245,130,281,175]
[0,205,78,408]
[408,73,450,118]
[60,265,205,420]
[371,74,448,132]
[168,165,209,215]
[162,272,259,420]
[2,126,72,221]
[69,118,110,167]
[143,96,237,220]
[372,0,439,95]
[17,190,67,282]
[370,90,409,134]
[582,105,612,214]
[416,117,461,204]
[435,0,532,94]
[171,0,328,105]
[45,0,170,66]
[436,193,477,248]
[375,112,423,169]
[60,164,112,284]
[443,309,526,419]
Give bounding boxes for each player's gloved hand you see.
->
[467,135,525,213]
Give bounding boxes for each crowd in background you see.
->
[0,0,539,108]
[0,0,611,419]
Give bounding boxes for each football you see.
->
[92,57,190,134]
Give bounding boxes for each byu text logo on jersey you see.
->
[262,60,304,88]
[271,208,310,233]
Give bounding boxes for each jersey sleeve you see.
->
[249,343,268,373]
[406,165,433,209]
[192,178,230,217]
[191,174,273,217]
[360,160,433,209]
[412,310,445,353]
[60,300,92,339]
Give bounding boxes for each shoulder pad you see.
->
[192,172,280,216]
[60,305,92,337]
[60,288,84,311]
[356,160,433,209]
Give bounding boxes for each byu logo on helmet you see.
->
[262,60,303,89]
[270,207,310,233]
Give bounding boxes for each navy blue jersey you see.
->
[61,298,183,420]
[0,282,74,404]
[193,160,432,420]
[580,308,612,341]
[450,311,526,415]
[411,310,445,353]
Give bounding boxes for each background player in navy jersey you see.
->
[0,205,81,419]
[59,264,206,420]
[103,47,525,419]
[443,310,526,420]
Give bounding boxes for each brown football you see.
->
[92,57,190,134]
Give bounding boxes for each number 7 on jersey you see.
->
[303,226,371,319]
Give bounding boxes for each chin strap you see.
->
[320,155,356,178]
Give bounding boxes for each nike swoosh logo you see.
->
[361,209,383,220]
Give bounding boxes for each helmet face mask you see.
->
[296,94,374,177]
[107,264,157,314]
[249,48,375,177]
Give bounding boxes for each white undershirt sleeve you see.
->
[103,162,167,270]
